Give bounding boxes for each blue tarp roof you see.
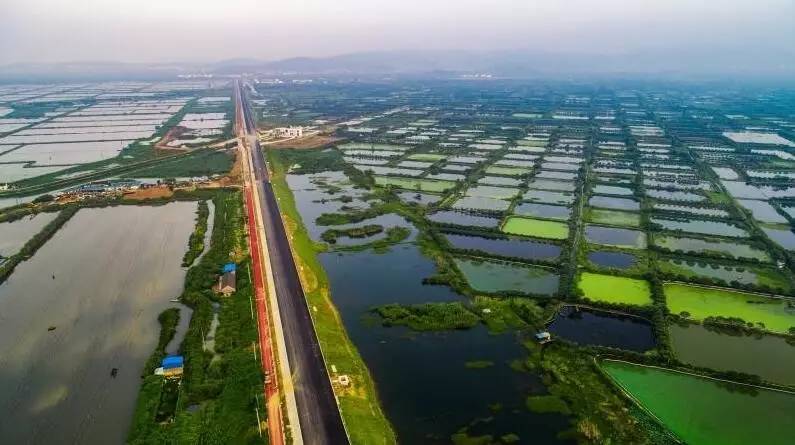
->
[162,355,184,369]
[222,263,236,273]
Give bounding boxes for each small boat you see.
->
[47,326,56,331]
[111,368,118,378]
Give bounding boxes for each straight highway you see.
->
[235,81,349,445]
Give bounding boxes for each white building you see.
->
[276,126,304,138]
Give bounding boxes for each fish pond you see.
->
[652,235,771,262]
[587,250,638,270]
[658,259,791,291]
[513,203,571,221]
[454,257,559,296]
[453,196,511,212]
[523,190,575,205]
[762,227,795,250]
[397,191,443,206]
[0,211,59,258]
[584,225,647,249]
[0,203,195,444]
[374,176,456,192]
[443,232,561,262]
[428,211,500,229]
[670,322,795,386]
[588,195,640,211]
[547,306,655,352]
[587,209,640,227]
[651,217,748,238]
[737,199,788,224]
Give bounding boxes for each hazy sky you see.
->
[2,0,794,65]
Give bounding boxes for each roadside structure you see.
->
[215,262,237,296]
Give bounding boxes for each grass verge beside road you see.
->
[268,150,397,445]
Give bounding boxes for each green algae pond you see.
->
[664,283,795,334]
[373,175,456,192]
[586,208,640,227]
[502,215,570,240]
[577,272,652,306]
[601,360,795,445]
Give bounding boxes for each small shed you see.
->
[535,331,552,344]
[162,355,184,378]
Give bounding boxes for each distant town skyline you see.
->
[2,0,794,75]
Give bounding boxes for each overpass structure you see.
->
[235,80,349,445]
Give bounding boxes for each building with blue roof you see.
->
[161,355,184,378]
[162,355,184,369]
[216,263,237,296]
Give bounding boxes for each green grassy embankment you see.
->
[182,200,210,266]
[141,308,181,376]
[268,151,398,445]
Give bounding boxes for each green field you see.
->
[373,175,456,192]
[601,360,795,445]
[407,153,446,162]
[577,272,652,306]
[121,149,233,178]
[501,216,569,240]
[484,166,532,177]
[587,208,640,227]
[664,283,795,334]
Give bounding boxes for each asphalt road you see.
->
[238,83,349,445]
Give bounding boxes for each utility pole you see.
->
[255,395,263,437]
[247,264,254,319]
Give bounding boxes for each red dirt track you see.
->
[244,184,284,445]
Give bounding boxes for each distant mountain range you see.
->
[2,49,794,83]
[210,49,795,79]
